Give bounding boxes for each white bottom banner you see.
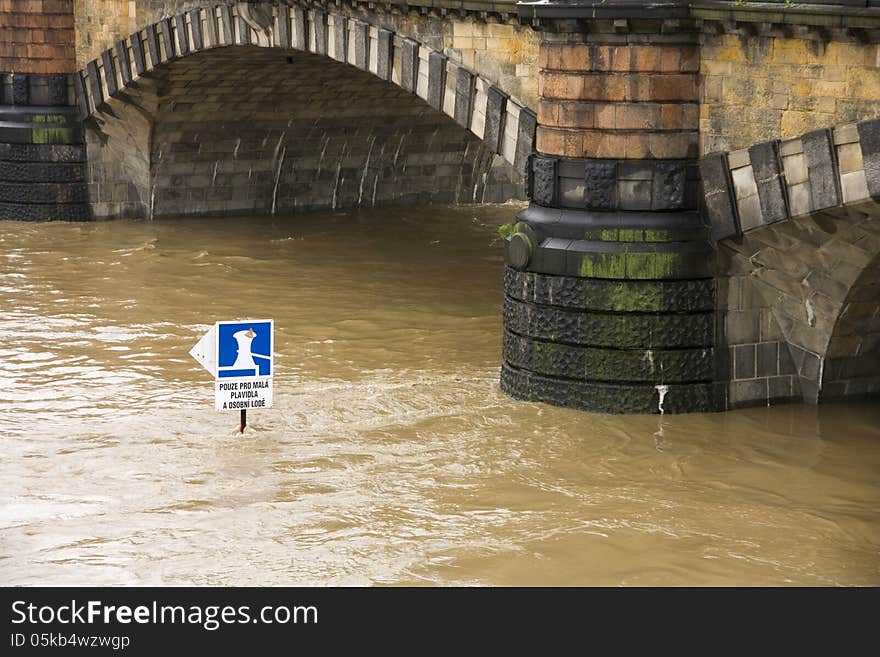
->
[215,376,273,411]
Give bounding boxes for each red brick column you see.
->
[536,42,700,161]
[0,0,76,74]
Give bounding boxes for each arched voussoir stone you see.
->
[73,1,536,173]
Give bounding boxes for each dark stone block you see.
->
[734,344,756,379]
[504,267,715,313]
[503,331,714,383]
[427,51,447,112]
[503,297,713,349]
[313,10,327,55]
[145,24,162,67]
[802,129,841,211]
[768,375,794,400]
[204,7,219,46]
[161,17,176,59]
[45,75,67,106]
[86,60,104,107]
[756,341,779,377]
[175,14,189,56]
[292,7,306,50]
[73,72,90,117]
[454,68,474,129]
[101,49,118,97]
[353,21,368,70]
[532,156,556,207]
[273,5,289,48]
[401,39,419,93]
[0,182,88,204]
[115,41,132,85]
[0,143,85,163]
[130,32,147,75]
[219,6,233,46]
[857,118,880,200]
[530,237,569,275]
[728,378,768,407]
[0,201,91,221]
[748,141,788,224]
[500,363,718,414]
[484,86,507,155]
[376,29,393,80]
[652,161,686,211]
[333,16,347,61]
[0,161,85,183]
[218,5,235,46]
[515,109,536,173]
[189,10,204,50]
[235,15,251,46]
[699,153,740,241]
[799,349,823,382]
[584,160,616,210]
[12,74,28,105]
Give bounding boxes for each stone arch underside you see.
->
[706,120,880,405]
[76,2,536,219]
[88,46,519,218]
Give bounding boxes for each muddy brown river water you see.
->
[1,205,878,586]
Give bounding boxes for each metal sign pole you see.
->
[240,408,247,433]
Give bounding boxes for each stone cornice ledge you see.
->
[517,1,880,29]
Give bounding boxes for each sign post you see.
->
[190,319,274,432]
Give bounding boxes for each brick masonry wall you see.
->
[74,0,136,68]
[701,33,880,155]
[88,46,520,218]
[537,41,701,160]
[0,0,77,74]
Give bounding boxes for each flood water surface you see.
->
[1,206,878,586]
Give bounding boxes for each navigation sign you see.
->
[189,319,273,413]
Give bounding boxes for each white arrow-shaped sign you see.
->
[189,324,217,376]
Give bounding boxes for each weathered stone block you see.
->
[174,14,189,56]
[652,161,686,210]
[313,11,328,55]
[115,41,132,86]
[12,74,29,106]
[352,21,368,70]
[484,86,507,155]
[427,51,447,112]
[802,129,841,211]
[292,7,306,50]
[748,140,789,224]
[454,68,474,129]
[401,39,419,93]
[189,10,204,51]
[532,156,556,207]
[101,49,117,97]
[857,118,880,200]
[376,29,393,81]
[130,32,146,76]
[583,160,615,210]
[700,153,740,241]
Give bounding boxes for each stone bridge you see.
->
[1,0,879,413]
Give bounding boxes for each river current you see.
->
[1,205,878,585]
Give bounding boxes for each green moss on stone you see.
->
[32,126,75,144]
[579,253,627,279]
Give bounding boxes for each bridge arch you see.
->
[75,1,536,218]
[702,119,880,406]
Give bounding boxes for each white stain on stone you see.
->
[655,384,669,415]
[805,298,816,326]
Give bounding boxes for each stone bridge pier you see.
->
[2,0,880,413]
